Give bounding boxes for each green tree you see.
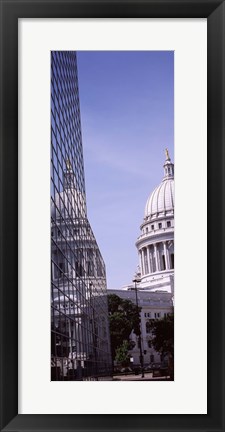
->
[107,294,141,360]
[115,340,130,367]
[149,313,174,356]
[149,313,174,377]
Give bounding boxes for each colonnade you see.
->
[139,241,174,275]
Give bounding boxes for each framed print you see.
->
[0,1,225,431]
[19,19,206,414]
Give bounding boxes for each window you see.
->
[167,221,171,227]
[87,260,94,277]
[151,224,154,230]
[171,253,174,269]
[146,321,151,334]
[96,258,104,277]
[162,255,166,270]
[158,223,162,229]
[146,227,148,233]
[58,262,65,277]
[150,354,155,363]
[75,261,84,277]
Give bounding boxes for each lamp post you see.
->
[89,281,98,380]
[133,274,144,378]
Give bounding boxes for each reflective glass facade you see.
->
[51,51,112,380]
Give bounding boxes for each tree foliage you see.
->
[115,340,130,367]
[149,313,174,358]
[107,294,141,360]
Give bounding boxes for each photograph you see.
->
[50,50,174,381]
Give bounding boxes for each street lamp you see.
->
[89,281,98,380]
[133,274,144,378]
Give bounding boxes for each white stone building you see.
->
[108,150,174,366]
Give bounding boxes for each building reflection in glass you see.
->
[51,51,112,380]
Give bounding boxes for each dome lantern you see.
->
[64,159,75,190]
[163,148,174,181]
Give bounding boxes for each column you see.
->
[170,240,174,268]
[140,249,144,275]
[144,247,149,274]
[163,241,169,270]
[149,248,154,273]
[145,247,149,274]
[154,243,159,272]
[166,242,171,269]
[147,246,151,273]
[139,250,143,276]
[158,242,162,271]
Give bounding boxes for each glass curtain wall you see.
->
[51,51,112,381]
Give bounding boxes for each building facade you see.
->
[108,288,173,366]
[51,51,112,380]
[108,150,174,367]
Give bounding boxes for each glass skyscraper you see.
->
[51,51,112,380]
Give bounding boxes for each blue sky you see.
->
[77,51,174,289]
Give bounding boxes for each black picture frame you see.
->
[0,1,224,431]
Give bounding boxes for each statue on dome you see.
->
[165,148,170,160]
[66,158,72,171]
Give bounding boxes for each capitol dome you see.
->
[144,150,174,220]
[145,178,174,219]
[51,188,86,220]
[51,161,87,220]
[135,149,174,292]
